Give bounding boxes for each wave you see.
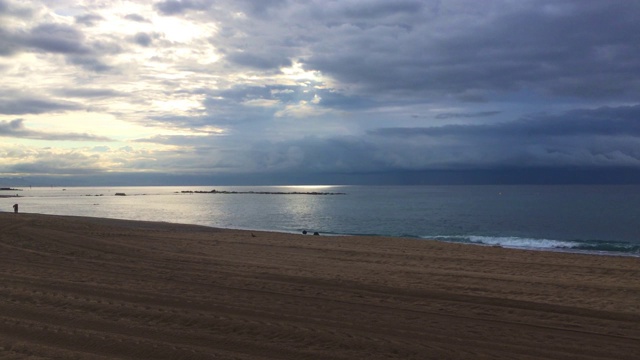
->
[420,235,640,256]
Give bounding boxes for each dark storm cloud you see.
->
[0,119,113,141]
[315,90,376,111]
[435,111,502,120]
[248,137,379,173]
[4,0,640,185]
[371,105,640,138]
[226,104,640,177]
[341,0,424,19]
[299,1,640,100]
[361,104,640,169]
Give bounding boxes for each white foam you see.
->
[424,235,581,250]
[466,236,580,249]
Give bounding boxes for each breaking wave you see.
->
[421,235,640,256]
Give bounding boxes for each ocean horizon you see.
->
[3,184,639,257]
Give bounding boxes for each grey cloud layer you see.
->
[1,0,639,182]
[0,119,113,141]
[365,105,640,168]
[150,0,640,173]
[1,9,120,71]
[372,105,640,138]
[0,99,79,115]
[185,0,640,100]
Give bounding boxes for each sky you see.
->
[1,0,640,186]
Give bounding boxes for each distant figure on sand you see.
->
[13,204,18,213]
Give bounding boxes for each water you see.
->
[3,185,639,256]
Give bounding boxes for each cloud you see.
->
[132,32,153,47]
[247,137,382,173]
[1,148,107,175]
[66,55,112,72]
[239,0,288,14]
[226,51,292,70]
[297,1,640,100]
[342,1,425,20]
[435,111,502,120]
[0,119,113,141]
[123,13,150,22]
[0,27,17,56]
[154,0,213,15]
[372,105,640,138]
[0,98,81,115]
[1,16,120,71]
[75,13,104,26]
[24,23,91,54]
[53,88,125,99]
[366,104,640,169]
[1,0,640,184]
[128,103,640,175]
[133,134,220,147]
[0,0,32,18]
[91,146,111,152]
[274,100,332,118]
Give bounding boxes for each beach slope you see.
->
[0,213,638,359]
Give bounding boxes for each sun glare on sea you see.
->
[276,185,342,190]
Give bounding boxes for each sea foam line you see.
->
[420,235,640,256]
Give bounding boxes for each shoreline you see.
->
[5,185,640,254]
[1,212,639,359]
[4,210,638,258]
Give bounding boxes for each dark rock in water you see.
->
[302,230,307,234]
[115,193,126,196]
[313,232,320,236]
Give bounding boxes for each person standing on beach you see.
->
[13,204,18,213]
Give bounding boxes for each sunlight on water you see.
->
[4,185,640,255]
[274,185,344,190]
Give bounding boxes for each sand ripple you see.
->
[1,213,639,359]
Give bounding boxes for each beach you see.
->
[0,213,638,359]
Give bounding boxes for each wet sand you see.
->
[0,212,638,359]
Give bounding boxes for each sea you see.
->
[2,185,639,257]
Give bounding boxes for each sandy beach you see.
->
[0,213,638,359]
